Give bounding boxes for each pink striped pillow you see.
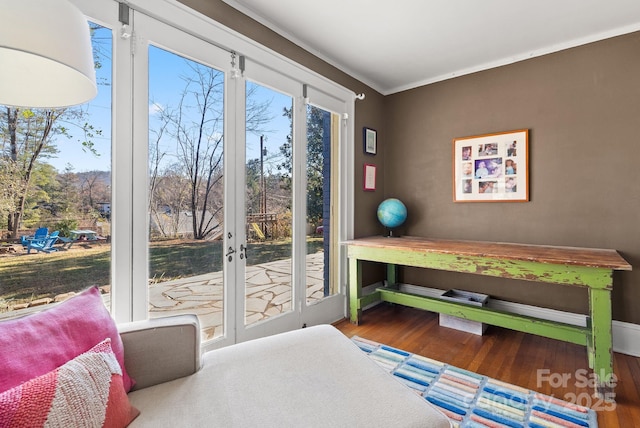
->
[0,286,133,393]
[0,338,139,428]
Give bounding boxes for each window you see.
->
[0,20,113,317]
[2,0,354,345]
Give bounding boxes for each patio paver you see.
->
[149,251,326,341]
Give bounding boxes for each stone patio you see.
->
[148,251,326,341]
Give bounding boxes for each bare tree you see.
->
[150,61,272,240]
[149,105,170,214]
[78,171,110,213]
[150,165,190,238]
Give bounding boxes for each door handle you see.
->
[225,246,236,262]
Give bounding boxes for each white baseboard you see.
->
[388,283,640,357]
[612,320,640,357]
[361,282,384,310]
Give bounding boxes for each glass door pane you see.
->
[305,105,337,305]
[244,81,294,327]
[299,87,347,327]
[147,46,226,341]
[0,21,113,317]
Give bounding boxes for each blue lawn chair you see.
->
[26,231,59,254]
[34,227,49,238]
[20,227,49,248]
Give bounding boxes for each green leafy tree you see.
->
[0,107,100,237]
[245,158,262,215]
[0,159,26,230]
[25,163,61,227]
[304,106,328,224]
[278,105,326,223]
[0,24,106,237]
[53,164,83,215]
[53,218,79,238]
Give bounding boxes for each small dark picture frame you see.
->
[363,127,377,155]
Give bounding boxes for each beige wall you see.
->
[385,32,640,324]
[178,0,638,324]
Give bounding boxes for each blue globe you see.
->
[377,198,407,229]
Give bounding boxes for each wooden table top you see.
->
[343,236,632,271]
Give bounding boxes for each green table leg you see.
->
[386,263,398,287]
[349,257,362,324]
[589,287,615,399]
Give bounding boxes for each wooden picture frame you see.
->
[363,127,377,155]
[363,163,376,191]
[453,129,529,202]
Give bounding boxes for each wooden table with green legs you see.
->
[345,236,632,398]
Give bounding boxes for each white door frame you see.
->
[72,0,355,346]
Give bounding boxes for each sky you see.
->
[45,23,292,175]
[46,24,112,173]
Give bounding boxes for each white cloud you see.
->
[149,102,164,115]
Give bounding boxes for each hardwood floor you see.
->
[333,304,640,427]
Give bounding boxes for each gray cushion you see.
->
[120,315,200,391]
[128,325,451,427]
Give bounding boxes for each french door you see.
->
[132,13,238,347]
[234,62,300,342]
[235,60,347,342]
[131,12,346,347]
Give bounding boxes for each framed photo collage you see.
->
[453,129,529,202]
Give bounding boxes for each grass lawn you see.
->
[0,238,324,311]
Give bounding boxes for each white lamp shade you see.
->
[0,0,97,108]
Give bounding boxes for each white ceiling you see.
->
[221,0,640,95]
